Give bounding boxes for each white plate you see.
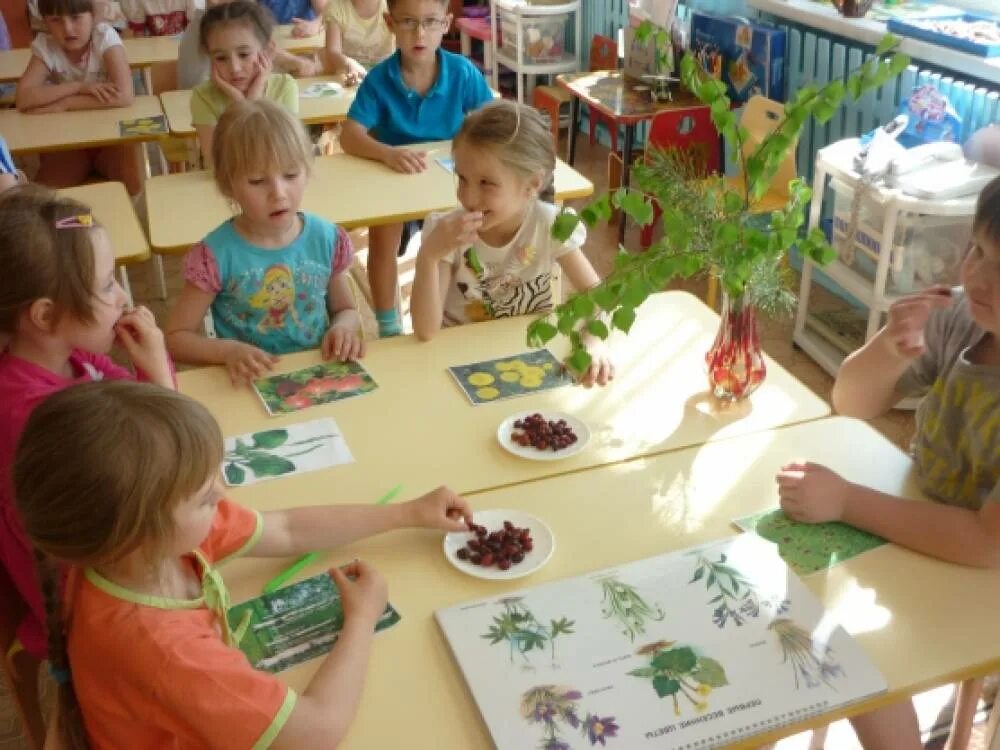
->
[497,411,590,461]
[443,509,554,581]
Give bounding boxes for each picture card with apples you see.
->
[222,418,354,487]
[253,360,378,416]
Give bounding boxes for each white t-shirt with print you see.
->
[323,0,394,69]
[426,200,587,327]
[30,22,122,84]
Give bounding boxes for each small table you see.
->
[274,23,326,54]
[56,181,151,302]
[159,75,357,136]
[557,70,710,241]
[0,35,181,84]
[0,95,166,153]
[145,141,595,253]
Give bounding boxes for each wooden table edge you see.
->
[555,72,710,125]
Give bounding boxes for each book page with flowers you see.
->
[435,534,885,749]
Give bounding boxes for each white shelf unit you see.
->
[793,137,978,377]
[489,0,582,104]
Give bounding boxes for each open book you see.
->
[436,533,885,749]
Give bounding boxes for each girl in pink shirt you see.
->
[0,185,174,660]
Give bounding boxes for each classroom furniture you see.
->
[532,33,617,147]
[56,181,152,303]
[144,142,595,253]
[456,16,493,77]
[0,26,324,85]
[177,290,830,504]
[158,75,356,136]
[0,564,43,750]
[793,136,979,378]
[0,95,165,153]
[557,69,708,243]
[635,105,722,250]
[489,0,581,104]
[207,414,1000,749]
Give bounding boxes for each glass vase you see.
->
[705,291,766,402]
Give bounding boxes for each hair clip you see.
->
[55,214,94,230]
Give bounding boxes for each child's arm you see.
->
[320,272,365,360]
[23,44,136,112]
[320,20,365,80]
[291,0,325,39]
[165,282,280,386]
[777,461,1000,568]
[411,210,482,340]
[832,287,953,418]
[340,118,427,173]
[273,47,319,77]
[556,249,615,387]
[253,485,473,556]
[15,56,91,111]
[115,306,176,389]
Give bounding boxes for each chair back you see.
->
[739,95,797,197]
[647,106,720,176]
[589,34,618,72]
[0,564,45,749]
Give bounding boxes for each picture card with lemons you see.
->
[448,349,574,405]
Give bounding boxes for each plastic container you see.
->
[829,179,970,294]
[498,3,568,63]
[887,13,1000,58]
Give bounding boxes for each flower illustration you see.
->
[770,618,845,690]
[628,641,729,716]
[522,686,619,749]
[583,714,619,746]
[597,577,665,642]
[483,598,574,667]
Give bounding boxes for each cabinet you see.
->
[793,138,978,377]
[489,0,582,103]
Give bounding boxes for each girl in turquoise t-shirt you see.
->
[166,99,365,387]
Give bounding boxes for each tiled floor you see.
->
[3,133,982,749]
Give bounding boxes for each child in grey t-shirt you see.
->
[775,176,1000,749]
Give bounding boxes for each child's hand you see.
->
[403,486,473,532]
[343,59,368,86]
[881,286,952,361]
[775,461,850,523]
[420,210,483,262]
[246,52,273,100]
[80,81,120,104]
[382,147,427,174]
[576,338,615,388]
[292,54,320,77]
[321,324,365,361]
[211,62,245,102]
[223,341,280,386]
[330,560,388,626]
[115,307,171,385]
[291,17,321,37]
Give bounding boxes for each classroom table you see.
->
[176,291,830,507]
[214,415,1000,749]
[557,70,710,243]
[145,141,595,253]
[158,75,356,136]
[0,26,322,84]
[0,95,165,153]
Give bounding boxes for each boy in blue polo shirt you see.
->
[340,0,493,337]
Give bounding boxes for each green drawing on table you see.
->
[627,640,730,717]
[224,428,333,485]
[597,576,665,642]
[482,597,574,666]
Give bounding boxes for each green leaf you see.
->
[246,454,296,477]
[628,667,659,678]
[586,319,609,339]
[224,462,246,485]
[875,33,900,55]
[592,286,618,312]
[889,53,910,76]
[567,348,592,375]
[526,319,557,347]
[847,76,863,101]
[551,210,582,242]
[251,429,289,449]
[723,190,744,214]
[651,646,698,674]
[618,190,655,227]
[690,566,705,583]
[623,278,651,308]
[652,676,681,698]
[557,313,576,335]
[692,657,729,688]
[612,306,636,334]
[572,294,595,318]
[233,437,249,453]
[821,79,845,105]
[579,194,612,226]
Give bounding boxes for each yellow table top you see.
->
[0,27,320,83]
[215,416,997,749]
[57,182,150,264]
[146,141,595,253]
[0,95,165,153]
[159,75,356,136]
[177,291,830,506]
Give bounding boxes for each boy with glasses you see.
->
[340,0,493,338]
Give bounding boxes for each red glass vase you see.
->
[705,291,766,401]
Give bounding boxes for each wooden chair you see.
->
[532,35,618,147]
[0,564,45,749]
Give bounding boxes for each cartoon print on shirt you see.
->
[247,264,302,334]
[456,246,553,321]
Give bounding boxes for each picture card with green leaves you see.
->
[223,418,354,487]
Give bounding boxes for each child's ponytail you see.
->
[34,550,88,750]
